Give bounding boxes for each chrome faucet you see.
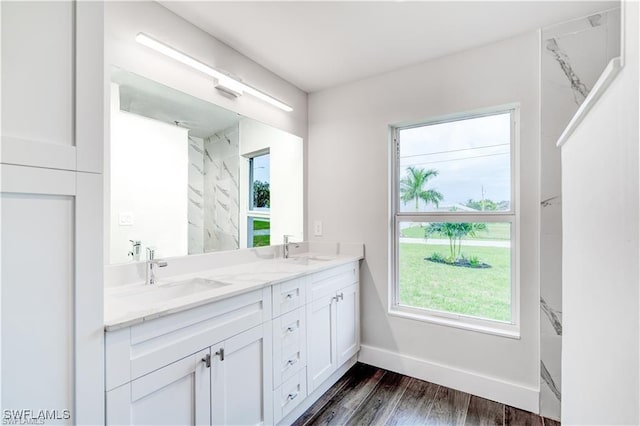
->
[146,247,167,285]
[128,239,142,262]
[283,235,300,259]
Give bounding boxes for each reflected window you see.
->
[250,153,270,211]
[248,217,270,248]
[248,151,270,248]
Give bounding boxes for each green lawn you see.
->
[252,219,270,247]
[253,219,271,231]
[400,223,511,241]
[399,243,511,321]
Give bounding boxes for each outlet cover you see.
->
[313,220,323,236]
[119,212,134,226]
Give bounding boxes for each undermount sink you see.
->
[115,277,231,306]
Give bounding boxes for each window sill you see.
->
[388,305,520,339]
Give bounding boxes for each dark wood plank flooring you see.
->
[293,363,559,426]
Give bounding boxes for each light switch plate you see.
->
[119,212,134,226]
[313,220,322,236]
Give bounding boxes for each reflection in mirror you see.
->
[109,68,303,264]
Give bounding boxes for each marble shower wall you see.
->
[203,125,240,252]
[540,8,620,420]
[188,136,205,254]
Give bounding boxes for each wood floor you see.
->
[293,363,560,426]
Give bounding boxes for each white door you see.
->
[211,324,273,426]
[306,295,337,393]
[106,349,210,426]
[336,283,359,365]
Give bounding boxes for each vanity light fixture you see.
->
[135,32,293,112]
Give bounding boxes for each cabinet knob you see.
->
[215,348,225,361]
[287,392,298,401]
[201,354,211,368]
[286,358,298,366]
[286,326,296,333]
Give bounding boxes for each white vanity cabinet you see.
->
[105,288,273,425]
[105,259,360,426]
[306,263,360,394]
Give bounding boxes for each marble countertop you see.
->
[104,253,362,331]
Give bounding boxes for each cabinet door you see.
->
[1,166,103,425]
[211,324,273,426]
[336,283,360,365]
[306,295,337,393]
[106,349,210,426]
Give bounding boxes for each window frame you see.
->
[247,150,270,248]
[389,105,521,338]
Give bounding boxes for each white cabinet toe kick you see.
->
[105,261,360,426]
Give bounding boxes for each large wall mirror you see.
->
[108,68,303,264]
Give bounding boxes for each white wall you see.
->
[104,1,308,263]
[308,32,540,410]
[110,83,189,263]
[561,2,639,424]
[239,119,304,247]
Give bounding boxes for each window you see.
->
[391,108,518,336]
[247,152,270,247]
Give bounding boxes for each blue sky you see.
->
[252,153,270,183]
[399,112,511,211]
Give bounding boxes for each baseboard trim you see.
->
[358,344,539,414]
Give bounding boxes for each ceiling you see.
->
[112,67,240,138]
[160,1,617,93]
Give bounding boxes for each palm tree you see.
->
[400,167,443,210]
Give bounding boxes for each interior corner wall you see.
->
[308,32,541,411]
[561,2,639,424]
[239,118,304,247]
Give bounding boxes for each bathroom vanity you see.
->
[104,244,362,425]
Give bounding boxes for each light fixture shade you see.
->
[135,32,293,113]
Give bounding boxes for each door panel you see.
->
[129,350,210,426]
[1,192,75,423]
[211,325,272,426]
[306,296,336,393]
[336,283,359,365]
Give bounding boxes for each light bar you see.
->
[135,33,293,112]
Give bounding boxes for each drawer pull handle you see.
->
[286,358,298,366]
[284,292,296,300]
[201,354,211,368]
[286,326,297,333]
[337,292,344,301]
[287,392,298,401]
[215,348,225,361]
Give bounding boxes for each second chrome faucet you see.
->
[146,247,168,285]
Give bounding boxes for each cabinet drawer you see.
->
[307,262,358,303]
[273,307,306,388]
[272,278,306,318]
[274,368,307,424]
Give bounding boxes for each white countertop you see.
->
[104,253,362,331]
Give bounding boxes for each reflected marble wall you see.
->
[203,125,240,251]
[188,136,205,254]
[540,8,620,420]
